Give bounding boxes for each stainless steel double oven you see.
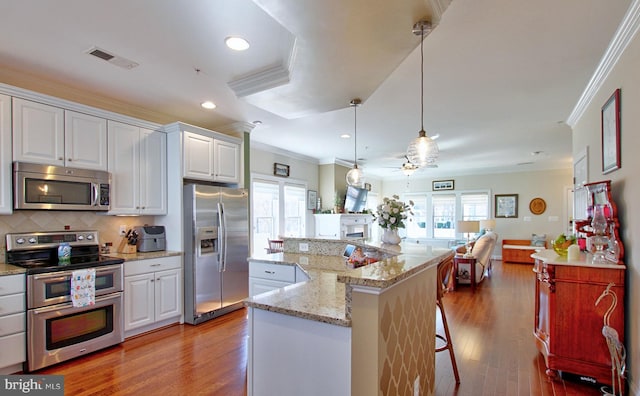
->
[6,230,125,371]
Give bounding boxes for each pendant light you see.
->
[346,98,364,187]
[406,20,439,167]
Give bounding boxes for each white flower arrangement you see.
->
[375,195,414,230]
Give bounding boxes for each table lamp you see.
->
[480,219,496,232]
[457,220,480,257]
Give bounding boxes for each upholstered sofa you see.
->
[455,231,498,285]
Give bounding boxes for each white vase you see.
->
[381,228,401,245]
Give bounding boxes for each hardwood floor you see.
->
[36,261,606,395]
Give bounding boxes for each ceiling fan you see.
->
[398,155,437,175]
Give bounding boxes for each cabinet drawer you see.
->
[0,332,26,368]
[0,312,26,337]
[125,256,182,276]
[0,275,25,296]
[0,294,26,316]
[249,262,296,282]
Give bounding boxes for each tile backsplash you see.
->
[1,210,156,254]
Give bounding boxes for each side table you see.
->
[454,255,478,292]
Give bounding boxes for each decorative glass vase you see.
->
[381,228,401,245]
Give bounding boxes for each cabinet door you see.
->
[154,268,181,322]
[64,110,107,170]
[12,98,64,166]
[249,278,291,298]
[0,94,11,214]
[108,120,140,215]
[0,332,26,368]
[213,139,240,183]
[139,128,167,215]
[124,273,155,331]
[183,131,214,180]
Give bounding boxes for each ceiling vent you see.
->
[85,46,139,70]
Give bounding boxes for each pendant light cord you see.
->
[420,23,424,132]
[353,101,358,166]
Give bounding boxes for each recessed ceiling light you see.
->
[252,120,262,125]
[201,101,216,110]
[225,36,250,51]
[340,134,351,139]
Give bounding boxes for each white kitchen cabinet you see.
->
[213,138,241,183]
[0,94,12,214]
[0,274,26,374]
[108,120,167,215]
[124,256,182,337]
[64,110,108,170]
[183,131,240,184]
[12,98,107,170]
[248,261,309,297]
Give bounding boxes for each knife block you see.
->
[117,239,137,254]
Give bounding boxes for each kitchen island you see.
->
[245,238,454,396]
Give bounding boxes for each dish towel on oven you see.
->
[71,268,96,307]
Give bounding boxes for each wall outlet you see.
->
[119,225,127,236]
[413,375,420,396]
[299,242,309,252]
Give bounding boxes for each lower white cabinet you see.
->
[248,261,309,298]
[124,256,182,337]
[0,274,26,374]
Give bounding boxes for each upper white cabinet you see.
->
[64,110,108,170]
[12,98,107,171]
[183,131,240,184]
[108,120,167,215]
[0,94,12,215]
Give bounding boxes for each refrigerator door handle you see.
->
[218,202,227,271]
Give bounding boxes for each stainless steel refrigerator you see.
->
[183,183,249,324]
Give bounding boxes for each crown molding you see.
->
[251,141,318,164]
[567,0,640,127]
[0,82,163,131]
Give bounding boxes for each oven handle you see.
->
[31,292,122,315]
[30,264,123,282]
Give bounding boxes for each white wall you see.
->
[571,12,640,392]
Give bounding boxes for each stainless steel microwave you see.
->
[13,162,110,211]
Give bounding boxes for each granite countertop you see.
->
[104,250,182,261]
[532,249,626,269]
[0,263,27,276]
[245,243,453,327]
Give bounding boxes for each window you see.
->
[283,185,306,237]
[432,194,456,239]
[406,194,427,239]
[400,190,490,241]
[251,178,306,255]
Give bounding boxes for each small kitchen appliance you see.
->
[134,225,166,252]
[5,230,125,371]
[13,161,111,211]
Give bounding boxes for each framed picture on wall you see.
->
[273,162,290,177]
[432,180,454,191]
[601,88,621,174]
[307,190,317,210]
[495,194,518,218]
